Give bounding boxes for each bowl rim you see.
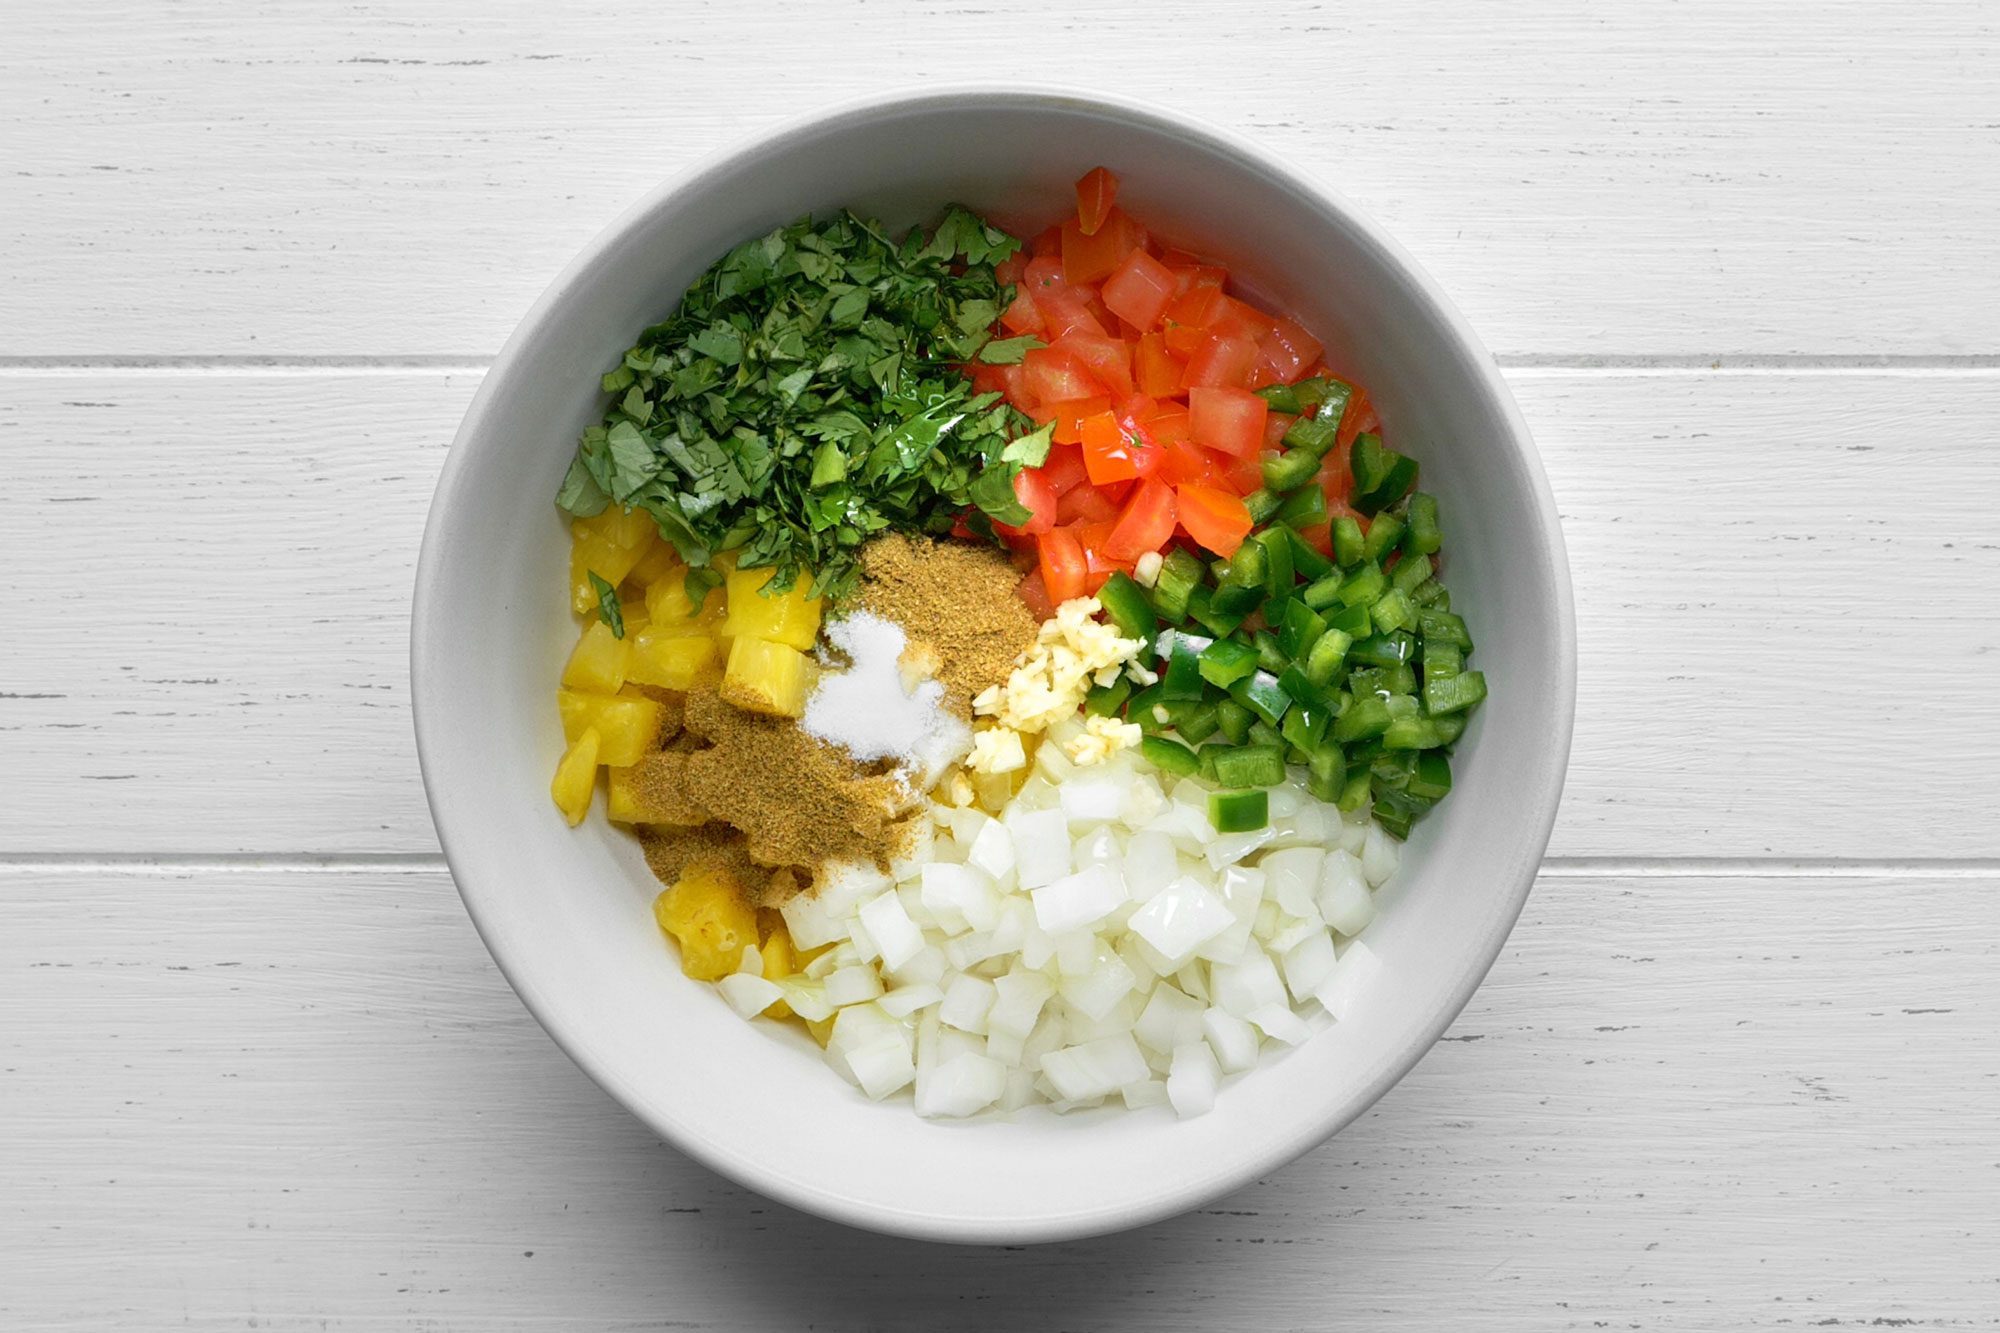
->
[412,81,1577,1244]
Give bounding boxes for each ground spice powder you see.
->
[856,533,1037,713]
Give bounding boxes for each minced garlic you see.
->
[965,596,1146,773]
[966,727,1028,775]
[1063,713,1144,767]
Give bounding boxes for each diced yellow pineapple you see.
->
[644,573,726,636]
[624,627,718,690]
[618,597,649,634]
[560,620,631,693]
[628,542,680,588]
[557,689,661,767]
[550,726,601,826]
[605,752,708,826]
[756,910,796,1018]
[721,636,813,718]
[575,504,658,552]
[568,506,662,614]
[653,865,760,982]
[720,566,823,651]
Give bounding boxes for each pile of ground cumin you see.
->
[856,532,1038,714]
[630,685,915,906]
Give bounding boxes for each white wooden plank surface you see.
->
[2,865,1993,1330]
[5,0,1998,359]
[4,367,1996,858]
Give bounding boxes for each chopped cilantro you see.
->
[588,571,625,638]
[555,206,1040,603]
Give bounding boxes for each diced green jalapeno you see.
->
[1244,488,1284,525]
[1229,670,1292,727]
[1197,637,1259,689]
[1281,416,1340,457]
[1214,697,1254,745]
[1403,492,1442,556]
[1332,515,1366,567]
[1275,485,1327,526]
[1424,669,1487,715]
[1208,788,1270,833]
[1097,572,1157,646]
[1255,383,1304,415]
[1211,743,1287,789]
[1084,675,1133,717]
[1139,734,1201,777]
[1371,588,1414,634]
[1262,448,1320,493]
[1363,512,1405,561]
[1282,525,1334,581]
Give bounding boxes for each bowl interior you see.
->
[414,90,1573,1243]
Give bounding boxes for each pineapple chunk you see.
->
[720,566,823,651]
[557,689,661,767]
[756,910,796,1018]
[644,573,726,635]
[721,636,813,718]
[568,507,661,615]
[653,865,759,981]
[624,627,718,690]
[605,752,708,826]
[628,542,680,588]
[560,620,631,693]
[550,726,601,826]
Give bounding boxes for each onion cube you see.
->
[1246,1003,1314,1045]
[1126,876,1235,966]
[857,890,925,971]
[1008,807,1073,889]
[1122,829,1178,901]
[1032,864,1128,934]
[1058,945,1139,1021]
[1281,929,1339,1001]
[1318,850,1377,936]
[1259,847,1325,919]
[1134,983,1207,1055]
[879,983,944,1018]
[921,861,1000,933]
[1040,1033,1149,1101]
[987,970,1055,1041]
[939,973,998,1034]
[1361,822,1400,888]
[914,1051,1007,1118]
[846,1034,917,1100]
[1122,1078,1170,1111]
[1201,1007,1262,1073]
[716,972,784,1019]
[1167,1041,1222,1118]
[966,816,1018,884]
[1058,771,1127,827]
[1315,939,1384,1021]
[1211,951,1286,1018]
[824,964,885,1008]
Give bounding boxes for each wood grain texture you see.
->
[4,0,1998,359]
[2,865,1994,1330]
[3,368,1996,857]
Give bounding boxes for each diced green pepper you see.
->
[1337,564,1387,609]
[1211,743,1287,788]
[1391,552,1434,597]
[1277,664,1327,710]
[1252,629,1289,676]
[1302,573,1344,611]
[1254,528,1295,603]
[1430,712,1467,745]
[1410,577,1450,609]
[1162,634,1207,701]
[1208,788,1270,833]
[1323,601,1372,639]
[1210,580,1265,619]
[1422,640,1463,681]
[1311,378,1354,426]
[1084,675,1132,718]
[1126,681,1167,728]
[1332,515,1366,567]
[1350,433,1419,515]
[1351,632,1416,667]
[1382,715,1442,750]
[1335,767,1373,813]
[1244,488,1284,525]
[1417,609,1473,650]
[1363,512,1404,562]
[1403,492,1442,556]
[1303,627,1354,688]
[1197,637,1258,689]
[1407,750,1452,802]
[1255,382,1304,415]
[1281,416,1339,457]
[1282,701,1331,753]
[1153,548,1206,622]
[1262,448,1320,493]
[1097,572,1157,646]
[1139,734,1201,777]
[1186,586,1249,639]
[1305,741,1347,803]
[1371,588,1414,634]
[1214,697,1253,745]
[1424,669,1487,715]
[1229,670,1292,727]
[1248,718,1285,749]
[1222,539,1267,589]
[1276,599,1328,660]
[1276,485,1327,526]
[1333,693,1394,742]
[1177,700,1222,744]
[1281,525,1334,581]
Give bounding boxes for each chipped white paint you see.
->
[3,2,1999,1328]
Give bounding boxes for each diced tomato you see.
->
[1183,335,1262,391]
[1075,167,1119,237]
[1221,450,1264,496]
[1165,285,1229,330]
[1023,255,1067,294]
[1316,448,1354,504]
[1038,528,1087,604]
[1264,411,1296,453]
[1022,347,1104,405]
[1041,443,1089,496]
[1339,388,1380,448]
[993,252,1028,288]
[992,363,1030,411]
[1209,296,1277,343]
[1061,209,1140,285]
[1162,323,1208,359]
[1188,385,1270,458]
[1257,316,1322,385]
[999,290,1044,336]
[1047,396,1110,445]
[1052,332,1134,397]
[1175,484,1254,557]
[1056,481,1122,525]
[1103,478,1179,561]
[1135,331,1183,397]
[1034,286,1107,341]
[1084,290,1121,334]
[1009,466,1059,536]
[967,364,1009,399]
[1292,520,1334,557]
[1016,569,1057,620]
[1101,250,1177,331]
[1158,438,1223,487]
[1029,226,1062,259]
[1079,409,1162,486]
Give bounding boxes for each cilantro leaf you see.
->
[588,571,625,638]
[977,334,1043,365]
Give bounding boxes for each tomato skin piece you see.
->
[1052,332,1134,398]
[1183,334,1262,390]
[1038,528,1088,605]
[999,290,1045,336]
[1010,466,1059,536]
[1175,483,1255,557]
[1022,347,1105,405]
[1061,209,1139,285]
[1075,167,1119,236]
[1102,478,1179,562]
[1188,385,1270,458]
[1016,569,1057,620]
[1135,331,1184,397]
[1101,249,1178,331]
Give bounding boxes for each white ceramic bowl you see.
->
[413,87,1575,1244]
